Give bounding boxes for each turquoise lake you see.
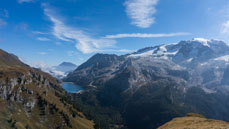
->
[62,82,83,93]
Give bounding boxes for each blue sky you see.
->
[1,0,229,67]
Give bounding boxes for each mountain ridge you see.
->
[65,38,229,129]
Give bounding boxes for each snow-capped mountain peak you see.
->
[192,38,210,47]
[128,38,229,64]
[214,55,229,62]
[128,43,180,58]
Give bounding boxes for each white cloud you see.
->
[0,19,7,27]
[124,0,159,28]
[111,49,133,53]
[38,52,47,55]
[222,20,229,33]
[93,48,133,53]
[118,49,134,53]
[17,0,34,3]
[43,5,116,54]
[32,61,47,69]
[36,37,51,41]
[33,31,49,35]
[105,32,191,39]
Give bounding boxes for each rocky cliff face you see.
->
[0,49,94,129]
[0,69,53,100]
[64,38,229,129]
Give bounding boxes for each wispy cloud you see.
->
[33,31,49,35]
[124,0,159,28]
[117,49,133,53]
[36,37,51,41]
[102,49,134,53]
[105,32,191,39]
[42,4,116,54]
[38,52,47,55]
[222,20,229,33]
[31,61,47,69]
[17,0,35,3]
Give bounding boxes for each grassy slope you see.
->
[158,113,229,129]
[0,70,94,129]
[0,49,94,129]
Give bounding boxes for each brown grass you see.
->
[158,113,229,129]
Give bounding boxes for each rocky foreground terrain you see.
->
[158,113,229,129]
[0,49,93,129]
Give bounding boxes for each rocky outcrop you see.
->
[0,70,58,101]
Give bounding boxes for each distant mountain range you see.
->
[65,38,229,129]
[43,62,77,79]
[0,49,93,129]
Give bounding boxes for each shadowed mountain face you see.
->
[0,49,93,129]
[0,49,27,67]
[65,38,229,129]
[56,62,78,73]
